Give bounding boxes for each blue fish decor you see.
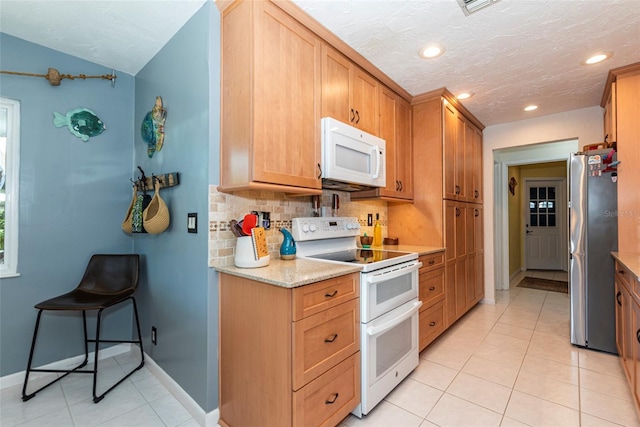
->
[141,96,167,158]
[53,108,106,142]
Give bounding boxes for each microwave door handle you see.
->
[365,261,423,285]
[372,147,382,179]
[366,300,423,336]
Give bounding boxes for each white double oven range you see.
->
[292,217,422,417]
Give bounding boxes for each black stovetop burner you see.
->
[307,249,410,265]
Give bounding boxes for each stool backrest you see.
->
[77,254,140,295]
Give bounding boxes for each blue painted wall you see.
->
[133,2,217,410]
[0,34,135,375]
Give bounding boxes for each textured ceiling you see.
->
[1,0,639,126]
[0,0,207,75]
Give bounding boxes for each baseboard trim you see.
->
[1,345,220,427]
[143,354,220,427]
[0,343,131,390]
[480,298,497,305]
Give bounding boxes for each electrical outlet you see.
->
[367,213,373,226]
[151,326,157,345]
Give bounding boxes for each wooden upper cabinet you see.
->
[351,85,412,201]
[321,44,379,135]
[395,96,413,199]
[442,100,482,203]
[220,0,322,193]
[603,81,617,145]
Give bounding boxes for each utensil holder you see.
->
[234,236,270,268]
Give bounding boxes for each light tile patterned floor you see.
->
[0,352,198,427]
[339,270,640,427]
[3,270,637,427]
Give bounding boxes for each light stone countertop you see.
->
[611,252,640,282]
[215,258,362,288]
[381,245,445,256]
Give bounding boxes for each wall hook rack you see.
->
[0,67,117,87]
[132,167,179,192]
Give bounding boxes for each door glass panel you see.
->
[375,317,412,378]
[529,185,558,228]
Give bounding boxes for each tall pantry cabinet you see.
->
[601,63,640,253]
[389,89,484,327]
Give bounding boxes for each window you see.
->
[0,97,20,278]
[529,185,556,228]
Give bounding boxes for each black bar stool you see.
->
[22,254,144,403]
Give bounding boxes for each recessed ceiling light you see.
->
[419,44,445,59]
[456,92,474,100]
[581,51,613,65]
[524,105,538,112]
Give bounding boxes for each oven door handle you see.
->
[366,300,422,336]
[365,261,423,285]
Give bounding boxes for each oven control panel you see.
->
[292,217,360,241]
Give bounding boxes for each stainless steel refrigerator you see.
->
[570,150,618,354]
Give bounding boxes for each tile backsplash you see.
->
[208,186,388,267]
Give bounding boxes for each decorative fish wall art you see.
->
[141,96,167,158]
[53,108,106,142]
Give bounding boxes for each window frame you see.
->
[1,97,20,278]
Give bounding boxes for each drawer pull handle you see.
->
[429,321,436,327]
[619,270,625,274]
[429,286,436,291]
[475,190,479,198]
[324,334,338,343]
[325,393,339,404]
[325,290,338,298]
[429,260,435,265]
[617,291,622,306]
[637,329,640,344]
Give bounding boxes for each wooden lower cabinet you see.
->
[418,252,446,351]
[614,259,640,413]
[219,272,360,427]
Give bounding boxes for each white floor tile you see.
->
[342,400,423,427]
[149,392,193,427]
[410,359,458,391]
[384,378,443,418]
[505,390,580,426]
[446,372,512,414]
[426,393,502,427]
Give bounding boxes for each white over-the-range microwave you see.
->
[321,117,386,191]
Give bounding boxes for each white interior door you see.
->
[524,179,564,270]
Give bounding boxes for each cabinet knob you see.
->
[325,393,339,405]
[617,291,622,306]
[429,321,436,327]
[324,290,338,298]
[475,190,479,198]
[475,209,479,217]
[324,334,338,343]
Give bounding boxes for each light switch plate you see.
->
[187,213,197,233]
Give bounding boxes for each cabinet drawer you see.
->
[419,266,445,308]
[419,300,445,351]
[293,299,359,390]
[419,252,444,272]
[293,353,360,427]
[293,273,359,321]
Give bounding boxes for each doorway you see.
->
[494,139,577,291]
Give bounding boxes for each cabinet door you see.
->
[473,207,484,301]
[253,2,321,188]
[455,203,466,259]
[395,97,413,199]
[475,252,484,302]
[445,263,457,326]
[455,113,466,200]
[351,67,379,135]
[444,201,457,264]
[633,299,640,409]
[615,279,626,359]
[472,127,483,203]
[443,102,458,200]
[321,44,351,125]
[463,120,475,202]
[604,81,617,144]
[378,86,397,195]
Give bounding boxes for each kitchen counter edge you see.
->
[215,258,362,288]
[382,245,445,256]
[612,252,640,282]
